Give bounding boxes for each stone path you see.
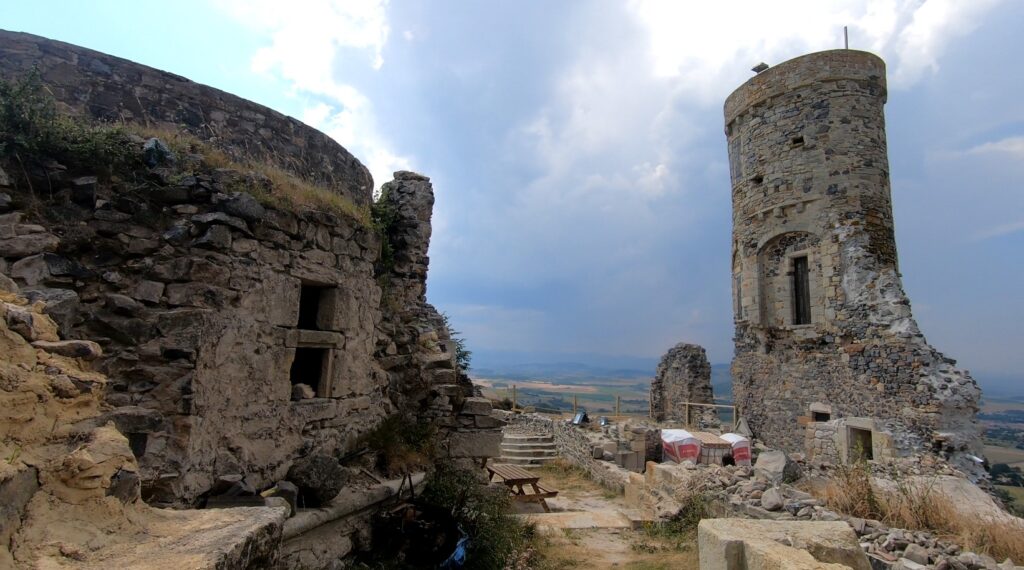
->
[510,462,698,569]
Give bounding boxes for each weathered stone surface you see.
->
[754,450,802,484]
[460,397,493,416]
[20,288,78,335]
[0,232,59,258]
[220,192,267,222]
[760,487,783,511]
[0,192,10,213]
[446,431,503,458]
[650,342,716,424]
[698,518,871,570]
[725,50,981,461]
[0,271,16,293]
[287,454,347,506]
[902,543,930,565]
[291,383,315,400]
[31,339,102,360]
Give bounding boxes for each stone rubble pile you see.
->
[646,454,1022,570]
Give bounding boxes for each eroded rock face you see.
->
[0,282,288,568]
[724,50,981,459]
[650,343,716,423]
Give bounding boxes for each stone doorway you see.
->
[848,427,873,461]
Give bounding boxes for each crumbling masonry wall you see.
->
[0,30,489,507]
[0,29,372,206]
[650,342,716,423]
[724,50,980,458]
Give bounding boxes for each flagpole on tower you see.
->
[844,26,849,49]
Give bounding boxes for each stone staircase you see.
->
[496,433,559,466]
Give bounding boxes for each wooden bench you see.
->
[486,463,559,512]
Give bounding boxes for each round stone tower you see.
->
[725,50,980,463]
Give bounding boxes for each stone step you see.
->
[501,434,554,443]
[494,455,557,466]
[499,447,559,458]
[499,442,557,450]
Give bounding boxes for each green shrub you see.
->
[358,415,437,477]
[441,312,472,373]
[0,69,136,176]
[420,464,536,569]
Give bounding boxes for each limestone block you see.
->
[133,280,165,304]
[698,518,870,570]
[475,414,506,429]
[760,487,783,511]
[446,431,502,458]
[460,397,493,416]
[754,450,802,483]
[0,232,59,257]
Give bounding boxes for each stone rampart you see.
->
[0,29,373,206]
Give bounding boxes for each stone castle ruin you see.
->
[725,50,981,466]
[649,342,718,427]
[0,29,502,567]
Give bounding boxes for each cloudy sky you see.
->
[5,1,1022,387]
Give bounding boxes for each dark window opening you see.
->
[750,174,764,185]
[792,256,811,325]
[297,285,328,330]
[735,274,743,319]
[812,411,831,422]
[849,428,873,461]
[290,347,326,395]
[791,135,805,147]
[127,433,148,458]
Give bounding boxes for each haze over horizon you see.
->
[4,1,1022,387]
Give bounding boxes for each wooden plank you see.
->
[690,431,731,448]
[489,464,538,482]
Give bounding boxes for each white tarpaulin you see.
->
[661,429,700,464]
[720,433,752,466]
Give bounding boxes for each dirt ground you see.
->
[510,460,700,570]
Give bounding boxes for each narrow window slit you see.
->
[792,256,811,325]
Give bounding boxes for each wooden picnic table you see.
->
[486,463,558,512]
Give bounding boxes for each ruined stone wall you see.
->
[0,171,387,504]
[0,29,494,516]
[0,29,372,206]
[724,50,980,458]
[373,172,500,466]
[650,343,715,423]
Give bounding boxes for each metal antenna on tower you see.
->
[844,26,849,49]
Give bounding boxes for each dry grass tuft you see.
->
[125,123,370,225]
[819,461,1024,563]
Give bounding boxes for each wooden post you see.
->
[512,385,517,412]
[615,395,621,419]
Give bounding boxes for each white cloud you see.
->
[966,136,1024,158]
[972,220,1024,241]
[626,0,1005,95]
[215,0,409,189]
